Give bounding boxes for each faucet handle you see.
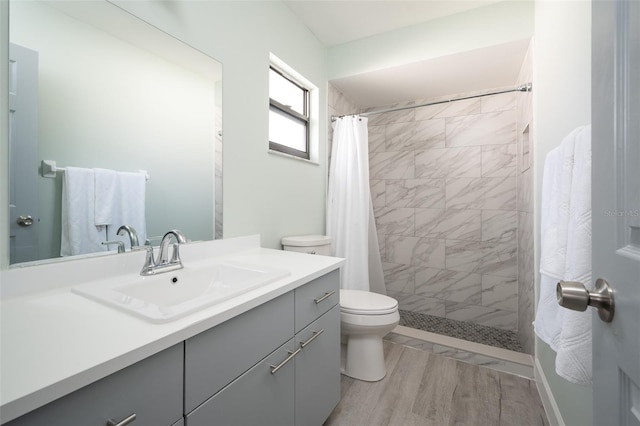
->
[170,243,182,265]
[140,246,156,276]
[144,246,155,266]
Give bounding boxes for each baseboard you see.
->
[534,357,565,426]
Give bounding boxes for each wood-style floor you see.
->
[325,341,549,426]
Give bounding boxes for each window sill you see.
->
[268,149,320,165]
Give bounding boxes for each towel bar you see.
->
[40,160,149,180]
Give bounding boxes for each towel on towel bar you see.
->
[61,167,106,256]
[534,125,592,385]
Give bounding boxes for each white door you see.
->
[592,1,640,424]
[8,43,39,264]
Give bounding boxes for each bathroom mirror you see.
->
[8,0,223,265]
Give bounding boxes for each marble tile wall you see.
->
[516,42,535,355]
[370,90,520,332]
[328,81,535,350]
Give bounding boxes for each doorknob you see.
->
[16,215,34,227]
[556,278,615,323]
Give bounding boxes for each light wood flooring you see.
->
[324,341,549,426]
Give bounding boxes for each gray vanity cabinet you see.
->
[294,270,339,333]
[185,338,297,426]
[295,305,341,426]
[5,343,184,426]
[185,269,341,426]
[184,292,295,414]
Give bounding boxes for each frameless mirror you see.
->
[8,0,223,265]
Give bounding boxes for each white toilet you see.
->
[281,235,400,382]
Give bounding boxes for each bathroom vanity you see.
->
[0,236,343,426]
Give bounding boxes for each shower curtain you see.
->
[327,115,386,294]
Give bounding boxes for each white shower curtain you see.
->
[327,115,386,294]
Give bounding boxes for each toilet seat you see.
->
[340,289,398,315]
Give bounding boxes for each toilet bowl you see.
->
[282,235,399,382]
[340,289,399,381]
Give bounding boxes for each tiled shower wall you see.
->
[367,91,520,333]
[328,81,534,352]
[516,42,535,354]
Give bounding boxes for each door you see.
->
[592,1,640,425]
[8,43,39,264]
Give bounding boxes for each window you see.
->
[269,65,310,159]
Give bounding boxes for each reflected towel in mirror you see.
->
[61,167,106,256]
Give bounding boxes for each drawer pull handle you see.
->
[107,413,137,426]
[270,348,301,374]
[300,329,325,348]
[314,291,335,304]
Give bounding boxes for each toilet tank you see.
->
[281,235,332,256]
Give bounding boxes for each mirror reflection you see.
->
[8,1,223,265]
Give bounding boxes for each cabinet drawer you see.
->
[184,291,294,413]
[6,343,183,426]
[294,269,339,333]
[186,338,296,426]
[295,305,341,426]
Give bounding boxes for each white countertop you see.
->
[0,236,344,423]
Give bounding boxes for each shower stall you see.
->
[328,45,534,356]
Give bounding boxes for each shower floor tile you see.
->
[399,309,524,353]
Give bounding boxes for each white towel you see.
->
[94,169,147,247]
[534,125,592,385]
[61,167,106,256]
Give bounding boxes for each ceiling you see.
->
[283,0,530,108]
[283,0,503,47]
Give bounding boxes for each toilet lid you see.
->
[340,290,398,315]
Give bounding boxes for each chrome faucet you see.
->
[140,229,187,276]
[158,229,187,264]
[117,225,140,249]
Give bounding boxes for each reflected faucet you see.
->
[140,229,187,276]
[102,240,125,253]
[117,225,140,249]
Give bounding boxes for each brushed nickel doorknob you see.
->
[557,278,615,323]
[16,215,34,227]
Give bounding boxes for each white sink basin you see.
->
[71,262,290,323]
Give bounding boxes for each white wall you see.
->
[533,1,592,425]
[328,0,534,80]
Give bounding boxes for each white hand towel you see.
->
[534,125,592,385]
[61,167,106,256]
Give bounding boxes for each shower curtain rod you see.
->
[331,82,532,121]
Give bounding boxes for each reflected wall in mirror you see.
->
[8,0,223,266]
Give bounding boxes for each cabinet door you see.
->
[184,291,294,412]
[6,343,184,426]
[295,305,341,426]
[186,338,297,426]
[294,270,339,333]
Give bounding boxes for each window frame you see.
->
[268,65,311,160]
